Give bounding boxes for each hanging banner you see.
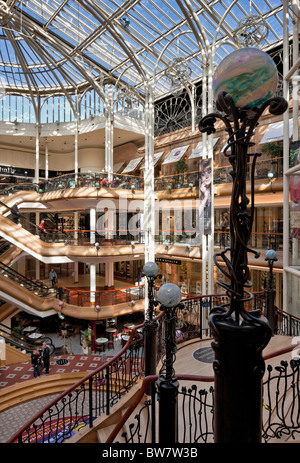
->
[189,138,219,159]
[162,145,189,164]
[199,158,212,235]
[122,157,143,173]
[140,151,164,169]
[290,140,300,228]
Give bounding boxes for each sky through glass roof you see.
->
[0,0,292,100]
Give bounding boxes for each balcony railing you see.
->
[0,157,284,197]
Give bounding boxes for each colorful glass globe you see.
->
[157,283,182,308]
[213,47,278,110]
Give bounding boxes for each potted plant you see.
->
[12,325,24,338]
[261,142,283,158]
[82,327,93,352]
[175,159,188,173]
[175,159,188,187]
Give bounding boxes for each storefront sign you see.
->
[155,257,181,265]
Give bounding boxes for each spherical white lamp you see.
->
[143,261,158,277]
[158,283,182,308]
[265,249,277,261]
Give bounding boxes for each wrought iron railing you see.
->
[7,321,162,444]
[107,347,300,444]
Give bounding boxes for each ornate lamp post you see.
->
[198,48,288,443]
[142,262,161,388]
[265,249,278,335]
[156,283,184,444]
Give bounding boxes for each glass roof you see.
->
[0,0,292,100]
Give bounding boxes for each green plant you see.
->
[82,328,92,346]
[12,325,24,337]
[261,142,283,158]
[175,159,188,173]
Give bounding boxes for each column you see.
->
[90,208,96,244]
[143,82,156,321]
[105,261,114,289]
[45,141,49,180]
[90,208,96,303]
[105,85,114,182]
[35,123,40,184]
[90,264,96,304]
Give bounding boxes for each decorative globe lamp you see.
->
[142,262,162,393]
[213,47,278,110]
[143,261,158,277]
[199,47,288,443]
[156,282,184,444]
[265,249,277,262]
[157,283,182,308]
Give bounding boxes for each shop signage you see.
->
[155,257,181,265]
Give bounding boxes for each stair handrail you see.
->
[7,313,165,444]
[0,199,68,240]
[0,261,51,294]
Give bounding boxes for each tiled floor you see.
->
[0,331,125,442]
[0,353,113,388]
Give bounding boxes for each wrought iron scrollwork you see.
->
[199,91,288,334]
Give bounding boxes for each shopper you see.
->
[31,349,41,378]
[49,268,58,287]
[11,202,19,224]
[39,219,46,240]
[42,342,50,375]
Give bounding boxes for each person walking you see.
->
[42,342,50,375]
[31,349,41,378]
[49,268,58,287]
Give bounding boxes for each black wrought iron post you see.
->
[142,262,161,392]
[265,249,278,336]
[156,283,184,444]
[199,89,287,443]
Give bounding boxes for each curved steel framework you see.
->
[0,0,288,101]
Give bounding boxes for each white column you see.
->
[45,141,49,180]
[201,58,208,296]
[90,208,96,244]
[105,85,114,182]
[90,264,96,303]
[74,262,79,283]
[105,261,114,289]
[143,83,155,263]
[207,52,215,295]
[75,118,79,180]
[90,208,96,303]
[35,124,40,184]
[282,0,291,311]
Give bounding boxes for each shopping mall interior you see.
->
[0,0,300,446]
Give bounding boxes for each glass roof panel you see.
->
[0,0,293,99]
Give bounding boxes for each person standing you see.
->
[31,349,41,378]
[39,219,46,240]
[11,202,19,224]
[49,268,58,287]
[42,342,50,375]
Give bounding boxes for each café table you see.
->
[95,337,108,352]
[27,332,43,339]
[121,334,130,347]
[23,326,37,333]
